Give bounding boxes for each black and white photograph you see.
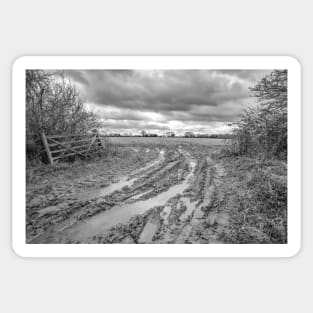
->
[2,0,311,311]
[24,64,289,245]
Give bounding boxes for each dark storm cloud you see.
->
[65,69,272,134]
[65,70,89,85]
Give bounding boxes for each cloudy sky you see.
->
[64,69,272,135]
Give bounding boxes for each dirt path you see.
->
[27,139,228,244]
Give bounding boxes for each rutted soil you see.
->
[27,138,228,244]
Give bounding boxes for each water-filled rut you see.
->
[63,159,196,241]
[31,148,198,243]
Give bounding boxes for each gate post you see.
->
[41,132,54,165]
[96,130,104,149]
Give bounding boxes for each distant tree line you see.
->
[105,131,233,138]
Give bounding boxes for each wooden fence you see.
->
[41,131,104,165]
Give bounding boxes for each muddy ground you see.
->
[26,137,287,244]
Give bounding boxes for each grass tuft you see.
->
[211,156,287,244]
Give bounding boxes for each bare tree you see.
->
[26,70,101,139]
[141,130,148,137]
[26,70,102,160]
[184,132,195,138]
[250,70,287,104]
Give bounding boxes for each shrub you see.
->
[229,70,287,160]
[26,70,101,161]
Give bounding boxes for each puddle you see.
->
[179,197,196,221]
[54,158,197,242]
[77,176,136,201]
[130,149,165,177]
[161,205,172,225]
[97,177,136,197]
[120,236,135,244]
[76,149,166,202]
[131,190,152,201]
[138,221,158,243]
[192,206,205,220]
[32,151,197,243]
[37,205,62,216]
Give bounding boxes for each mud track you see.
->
[27,138,227,244]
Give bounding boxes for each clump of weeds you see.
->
[211,156,287,244]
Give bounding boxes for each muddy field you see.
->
[26,138,232,244]
[26,137,287,244]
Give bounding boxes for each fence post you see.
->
[41,132,54,165]
[96,130,104,149]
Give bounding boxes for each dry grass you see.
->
[211,156,287,243]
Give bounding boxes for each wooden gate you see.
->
[41,131,104,165]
